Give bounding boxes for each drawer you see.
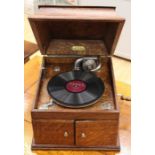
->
[32,120,74,145]
[76,120,118,146]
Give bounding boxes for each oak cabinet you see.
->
[32,120,74,145]
[33,120,118,147]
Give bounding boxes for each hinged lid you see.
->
[28,6,125,56]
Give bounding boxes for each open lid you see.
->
[28,6,125,56]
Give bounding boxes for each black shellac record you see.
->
[47,70,105,108]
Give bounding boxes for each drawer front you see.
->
[76,120,118,146]
[32,120,74,145]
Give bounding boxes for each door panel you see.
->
[32,120,74,145]
[76,120,118,146]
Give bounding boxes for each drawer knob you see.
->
[81,133,86,138]
[64,131,68,137]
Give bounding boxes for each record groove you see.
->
[47,70,105,108]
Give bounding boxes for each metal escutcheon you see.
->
[81,133,86,138]
[64,131,68,137]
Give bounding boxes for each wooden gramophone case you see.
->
[28,6,125,151]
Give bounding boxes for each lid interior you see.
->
[29,7,124,56]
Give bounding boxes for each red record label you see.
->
[66,80,86,93]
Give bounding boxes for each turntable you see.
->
[29,6,125,151]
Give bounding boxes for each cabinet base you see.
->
[31,138,120,151]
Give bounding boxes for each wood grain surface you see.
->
[30,6,124,20]
[24,5,129,155]
[24,56,130,155]
[46,39,108,56]
[32,120,74,145]
[76,120,118,146]
[24,40,38,63]
[28,6,125,55]
[36,57,116,112]
[24,56,42,92]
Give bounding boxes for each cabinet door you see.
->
[76,120,118,146]
[32,120,74,145]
